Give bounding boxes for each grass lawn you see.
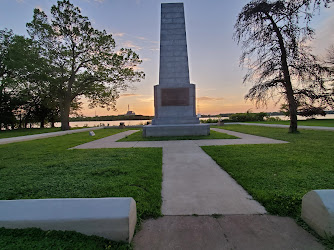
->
[118,129,238,141]
[204,125,334,218]
[204,125,334,247]
[248,118,334,127]
[0,128,162,249]
[0,227,129,250]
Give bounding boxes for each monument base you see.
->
[143,124,210,137]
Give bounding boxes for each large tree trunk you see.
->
[40,119,45,128]
[286,87,298,133]
[18,113,22,129]
[60,100,71,131]
[266,13,298,132]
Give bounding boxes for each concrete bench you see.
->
[0,197,137,242]
[301,190,334,238]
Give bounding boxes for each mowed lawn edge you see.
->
[118,129,238,141]
[247,118,334,127]
[203,125,334,247]
[203,125,334,218]
[0,128,162,249]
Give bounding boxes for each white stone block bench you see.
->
[301,190,334,238]
[0,197,137,242]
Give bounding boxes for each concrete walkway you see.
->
[0,127,104,145]
[133,215,324,250]
[161,141,266,215]
[73,128,288,149]
[73,129,324,249]
[74,128,287,215]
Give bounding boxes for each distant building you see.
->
[126,110,135,116]
[125,104,135,116]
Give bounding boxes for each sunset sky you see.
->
[1,0,334,116]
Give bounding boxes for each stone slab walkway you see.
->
[133,215,324,250]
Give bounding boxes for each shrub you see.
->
[228,112,267,122]
[200,118,220,123]
[265,116,282,121]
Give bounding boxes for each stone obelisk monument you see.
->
[143,3,209,137]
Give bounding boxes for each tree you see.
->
[26,0,144,130]
[0,29,39,129]
[1,28,57,129]
[0,29,17,129]
[280,102,327,118]
[234,0,333,133]
[326,45,334,92]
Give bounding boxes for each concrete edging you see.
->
[0,197,137,242]
[301,190,334,238]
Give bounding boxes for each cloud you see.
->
[114,32,126,37]
[312,10,334,56]
[16,0,24,3]
[135,36,158,44]
[197,96,224,102]
[35,5,43,11]
[138,97,154,103]
[94,0,105,3]
[121,93,141,97]
[122,41,142,51]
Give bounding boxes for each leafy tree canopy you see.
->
[26,0,145,130]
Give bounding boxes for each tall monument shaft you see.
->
[152,3,199,125]
[159,3,190,86]
[143,3,209,137]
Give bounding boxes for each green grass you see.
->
[203,125,334,218]
[0,227,130,250]
[248,118,334,127]
[204,125,334,248]
[118,129,238,141]
[0,128,162,249]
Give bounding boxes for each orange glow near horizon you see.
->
[78,96,281,117]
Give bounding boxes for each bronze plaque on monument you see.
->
[161,88,189,106]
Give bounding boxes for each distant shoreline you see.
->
[69,111,334,122]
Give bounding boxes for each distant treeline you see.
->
[201,110,334,118]
[70,115,153,122]
[70,110,334,122]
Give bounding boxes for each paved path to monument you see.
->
[74,128,287,215]
[0,126,104,145]
[133,215,324,250]
[74,130,324,249]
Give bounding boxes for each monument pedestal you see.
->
[143,124,210,137]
